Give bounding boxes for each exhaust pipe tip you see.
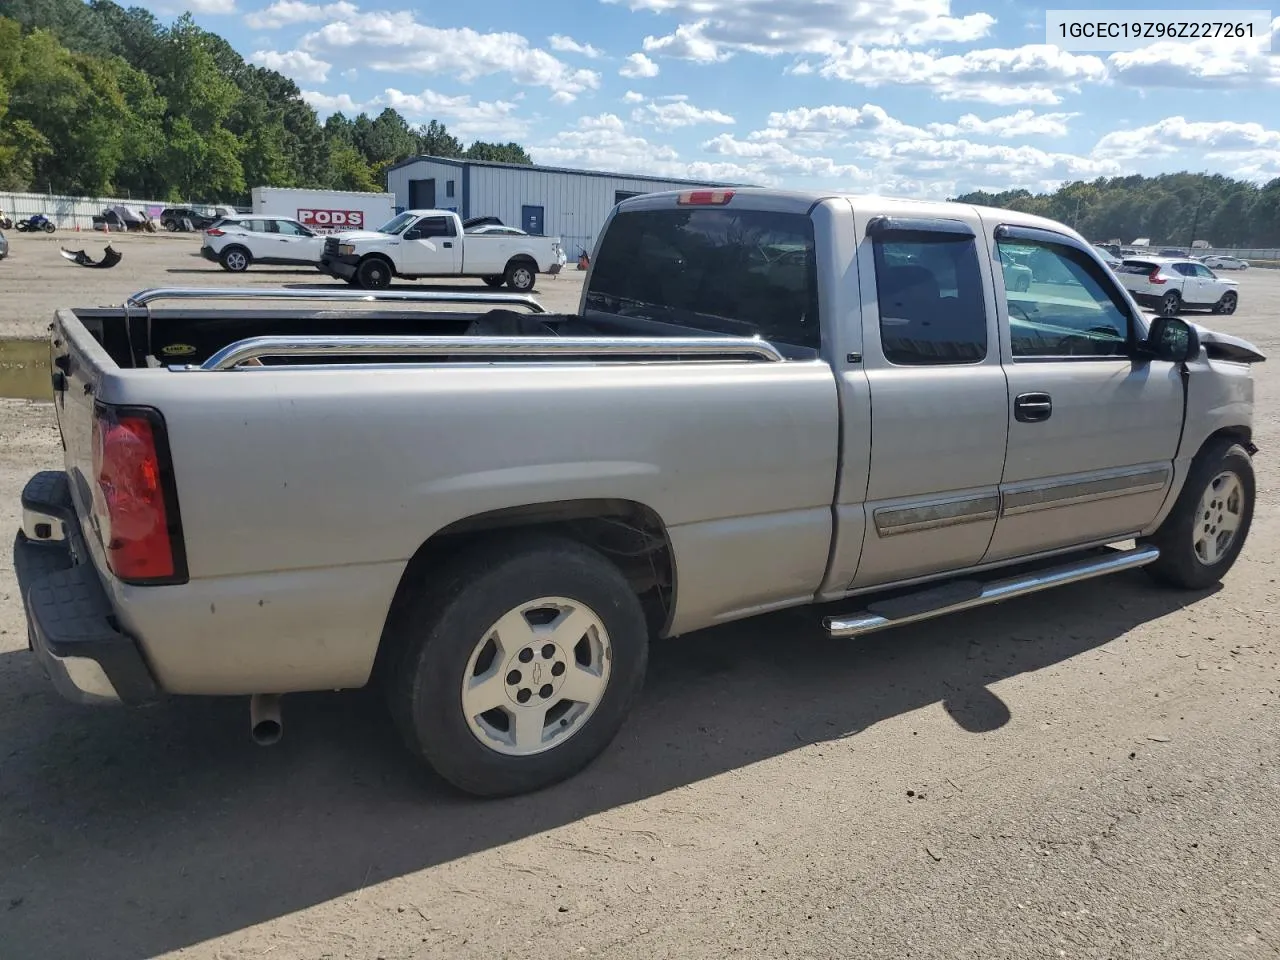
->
[249,693,283,746]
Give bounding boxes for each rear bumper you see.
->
[199,245,219,263]
[13,471,159,706]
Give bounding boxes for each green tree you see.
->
[414,118,462,158]
[464,141,532,164]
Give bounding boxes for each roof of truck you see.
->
[620,187,1084,240]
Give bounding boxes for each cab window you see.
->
[871,233,988,365]
[999,239,1132,358]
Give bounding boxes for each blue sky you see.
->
[166,0,1279,196]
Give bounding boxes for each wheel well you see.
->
[377,499,675,672]
[1203,425,1255,455]
[506,255,538,273]
[221,243,249,255]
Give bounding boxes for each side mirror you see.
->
[1144,315,1200,363]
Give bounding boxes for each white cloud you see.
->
[622,90,646,103]
[189,0,236,12]
[816,43,1107,105]
[301,87,529,138]
[642,22,728,62]
[701,133,870,180]
[532,114,756,183]
[302,16,601,99]
[548,34,604,58]
[245,0,356,29]
[758,103,928,142]
[632,99,735,129]
[550,90,577,105]
[1094,117,1280,160]
[619,52,659,77]
[1107,19,1280,90]
[926,109,1077,139]
[604,0,995,57]
[300,90,362,113]
[249,48,331,82]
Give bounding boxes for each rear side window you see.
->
[871,233,988,365]
[1119,260,1157,275]
[585,207,819,350]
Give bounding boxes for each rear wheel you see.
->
[1213,291,1238,315]
[1158,291,1181,315]
[505,261,536,293]
[219,246,250,272]
[1143,439,1255,590]
[482,276,504,288]
[356,256,393,289]
[384,535,649,797]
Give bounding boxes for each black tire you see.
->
[1213,291,1238,315]
[356,256,393,289]
[384,534,649,797]
[219,246,251,272]
[1158,291,1181,316]
[505,260,537,293]
[165,220,179,232]
[42,221,55,233]
[482,276,504,288]
[1143,439,1255,590]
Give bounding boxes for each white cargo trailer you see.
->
[250,187,396,234]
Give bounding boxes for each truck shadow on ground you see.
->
[0,572,1214,960]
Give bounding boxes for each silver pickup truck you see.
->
[14,188,1266,797]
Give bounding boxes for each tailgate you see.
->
[48,309,116,540]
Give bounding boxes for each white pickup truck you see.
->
[318,209,565,291]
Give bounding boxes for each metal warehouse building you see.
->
[385,156,744,257]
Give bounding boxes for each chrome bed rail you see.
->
[124,287,549,314]
[198,334,787,370]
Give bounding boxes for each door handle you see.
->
[443,241,453,248]
[1014,392,1053,423]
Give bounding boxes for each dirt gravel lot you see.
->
[0,230,587,340]
[0,248,1278,960]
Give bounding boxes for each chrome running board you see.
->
[824,544,1160,639]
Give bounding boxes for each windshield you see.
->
[585,206,820,351]
[377,212,417,235]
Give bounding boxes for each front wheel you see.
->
[1143,439,1255,590]
[1213,291,1238,315]
[505,261,536,293]
[356,257,392,289]
[384,535,649,797]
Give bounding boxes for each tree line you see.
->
[954,172,1280,249]
[0,0,531,203]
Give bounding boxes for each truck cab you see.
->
[319,209,564,292]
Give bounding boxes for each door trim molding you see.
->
[874,494,1001,537]
[1001,465,1171,518]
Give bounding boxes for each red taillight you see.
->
[206,228,225,237]
[1148,267,1166,285]
[91,407,182,583]
[676,189,735,206]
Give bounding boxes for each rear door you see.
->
[983,223,1184,562]
[399,215,460,274]
[847,211,1009,589]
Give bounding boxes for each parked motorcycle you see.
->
[16,214,55,233]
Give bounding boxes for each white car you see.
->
[1116,257,1240,316]
[200,216,326,272]
[1201,255,1250,271]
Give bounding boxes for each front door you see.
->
[983,222,1185,562]
[847,210,1010,589]
[399,215,460,274]
[522,205,544,236]
[271,219,324,263]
